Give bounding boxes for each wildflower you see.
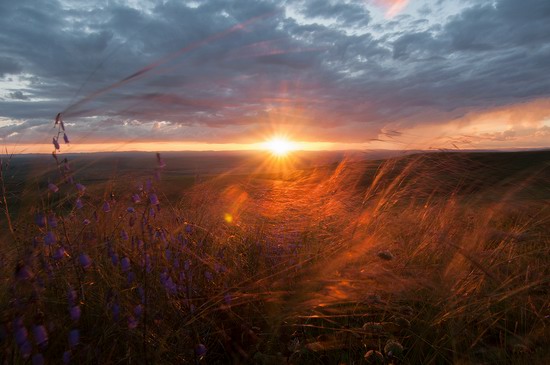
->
[204,271,213,282]
[127,206,135,213]
[32,353,45,365]
[102,201,111,212]
[68,329,79,347]
[111,253,119,266]
[44,231,56,245]
[224,293,232,305]
[195,343,207,357]
[75,198,84,209]
[70,306,81,322]
[53,247,67,260]
[132,193,141,203]
[35,213,46,227]
[127,271,136,285]
[149,193,159,205]
[112,303,120,320]
[52,137,60,150]
[160,271,168,285]
[137,286,145,303]
[32,325,48,348]
[63,133,70,144]
[15,326,28,346]
[120,229,129,241]
[145,179,152,192]
[48,183,59,193]
[47,213,58,227]
[82,218,91,225]
[75,183,86,193]
[121,257,131,272]
[166,278,177,294]
[79,254,92,269]
[62,350,71,364]
[134,304,143,317]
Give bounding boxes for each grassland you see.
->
[1,150,549,364]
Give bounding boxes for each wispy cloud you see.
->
[370,0,410,17]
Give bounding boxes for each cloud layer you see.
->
[1,0,549,150]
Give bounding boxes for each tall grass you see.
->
[1,149,549,364]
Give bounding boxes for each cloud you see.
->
[302,0,371,26]
[0,57,22,77]
[8,91,29,100]
[0,0,549,149]
[370,0,410,18]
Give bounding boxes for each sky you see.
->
[0,0,549,153]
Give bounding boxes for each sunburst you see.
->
[264,137,295,156]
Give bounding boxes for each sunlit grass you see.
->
[0,150,549,364]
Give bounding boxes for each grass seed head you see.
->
[384,339,404,358]
[364,350,385,364]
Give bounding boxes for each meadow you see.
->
[1,148,549,364]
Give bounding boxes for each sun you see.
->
[264,137,295,156]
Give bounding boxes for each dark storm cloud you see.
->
[0,0,549,146]
[0,57,22,77]
[8,91,29,100]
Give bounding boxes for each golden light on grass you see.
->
[263,137,296,157]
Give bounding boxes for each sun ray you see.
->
[264,137,296,157]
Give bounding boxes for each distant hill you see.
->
[356,150,550,201]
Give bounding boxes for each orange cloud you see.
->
[388,98,550,149]
[455,98,550,130]
[370,0,410,18]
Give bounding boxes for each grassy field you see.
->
[0,150,549,364]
